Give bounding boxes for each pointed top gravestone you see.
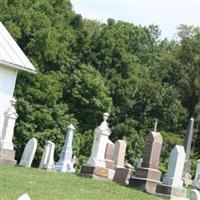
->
[19,138,37,168]
[56,124,76,172]
[156,145,188,199]
[183,117,194,177]
[129,130,163,194]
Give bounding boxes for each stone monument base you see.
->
[80,165,109,180]
[108,169,115,180]
[0,148,16,165]
[129,176,161,194]
[113,167,133,185]
[129,167,161,193]
[156,183,188,199]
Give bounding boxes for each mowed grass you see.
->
[0,165,163,200]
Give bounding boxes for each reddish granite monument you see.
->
[129,131,163,193]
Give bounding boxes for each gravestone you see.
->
[39,140,55,171]
[19,138,37,168]
[137,157,143,168]
[113,140,126,168]
[56,124,76,172]
[0,98,18,165]
[190,189,200,200]
[129,131,163,194]
[0,22,36,165]
[17,193,31,200]
[193,159,200,189]
[104,139,115,169]
[156,145,188,199]
[183,118,194,184]
[80,113,110,179]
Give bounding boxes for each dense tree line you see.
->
[1,0,200,170]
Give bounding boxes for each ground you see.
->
[0,164,165,200]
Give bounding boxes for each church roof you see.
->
[0,22,36,73]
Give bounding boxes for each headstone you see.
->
[0,98,18,165]
[137,157,143,168]
[17,193,31,200]
[80,113,110,179]
[183,118,194,182]
[19,138,37,168]
[113,140,126,168]
[39,140,55,171]
[190,189,200,200]
[193,159,200,189]
[56,124,76,172]
[129,131,163,194]
[156,145,188,199]
[104,139,115,169]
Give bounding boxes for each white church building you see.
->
[0,22,36,164]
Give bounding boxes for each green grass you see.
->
[0,165,163,200]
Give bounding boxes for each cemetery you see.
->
[1,1,200,200]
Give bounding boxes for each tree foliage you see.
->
[1,0,200,167]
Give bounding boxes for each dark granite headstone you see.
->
[129,131,163,194]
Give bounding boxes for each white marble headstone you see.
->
[163,145,185,188]
[19,138,37,168]
[56,124,76,172]
[86,113,111,168]
[17,193,31,200]
[193,160,200,189]
[39,140,55,170]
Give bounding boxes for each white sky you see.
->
[71,0,200,39]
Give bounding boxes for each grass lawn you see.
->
[0,164,163,200]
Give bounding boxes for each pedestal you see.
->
[113,167,133,185]
[129,168,161,193]
[0,148,16,165]
[80,165,109,180]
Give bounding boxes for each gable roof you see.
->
[0,22,36,73]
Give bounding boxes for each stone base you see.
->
[129,176,161,194]
[135,167,161,180]
[113,167,133,185]
[156,183,187,199]
[108,169,115,180]
[0,148,16,165]
[80,165,109,180]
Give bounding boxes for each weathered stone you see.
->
[80,113,110,179]
[104,139,115,169]
[193,159,200,189]
[0,98,18,165]
[39,140,55,171]
[183,118,194,182]
[156,145,187,199]
[129,131,163,194]
[190,189,200,200]
[56,124,75,172]
[113,167,133,185]
[113,140,126,168]
[19,138,37,168]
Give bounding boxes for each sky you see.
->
[71,0,200,39]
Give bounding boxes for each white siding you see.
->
[0,65,17,137]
